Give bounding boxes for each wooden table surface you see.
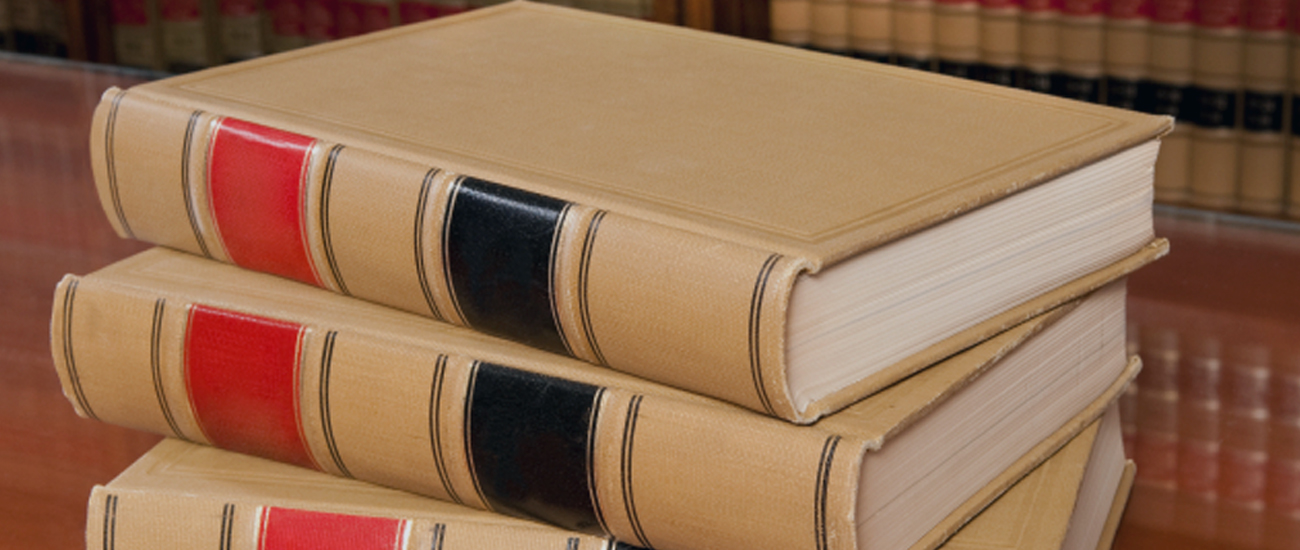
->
[2,53,1299,550]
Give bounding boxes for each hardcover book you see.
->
[88,1,1169,422]
[85,406,1132,550]
[55,247,1137,550]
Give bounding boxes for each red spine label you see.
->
[185,305,317,470]
[304,0,339,40]
[259,508,408,550]
[1063,0,1107,14]
[221,0,260,17]
[398,1,440,23]
[1245,0,1287,30]
[1023,0,1063,14]
[338,0,392,37]
[1109,0,1153,19]
[161,0,202,21]
[1197,0,1242,26]
[268,0,305,35]
[980,0,1024,8]
[1153,0,1196,22]
[208,118,322,287]
[111,0,150,25]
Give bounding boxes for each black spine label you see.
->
[1194,87,1238,129]
[1151,82,1195,121]
[445,177,570,354]
[467,363,603,534]
[1244,91,1285,133]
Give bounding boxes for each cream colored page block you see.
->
[934,4,979,61]
[811,0,851,50]
[771,0,812,45]
[93,91,208,256]
[611,396,859,550]
[583,213,801,416]
[54,278,204,443]
[314,146,441,316]
[849,0,892,55]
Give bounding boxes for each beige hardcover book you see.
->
[1237,0,1288,216]
[1102,0,1149,111]
[811,0,850,52]
[891,0,933,66]
[933,0,980,78]
[216,0,263,62]
[110,0,166,70]
[84,409,1126,550]
[978,0,1020,86]
[1291,9,1300,219]
[1148,0,1196,203]
[770,0,812,46]
[88,1,1169,423]
[160,0,220,72]
[1186,0,1243,210]
[849,0,892,61]
[87,405,1124,550]
[1057,0,1105,102]
[1019,0,1059,93]
[54,247,1138,550]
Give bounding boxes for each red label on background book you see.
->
[208,118,322,287]
[220,0,260,17]
[1197,0,1243,26]
[258,508,409,550]
[161,0,202,21]
[111,0,149,25]
[398,1,439,23]
[1153,0,1196,22]
[1109,0,1153,18]
[1245,0,1288,30]
[1063,0,1107,14]
[268,0,305,35]
[305,0,339,40]
[980,0,1024,9]
[338,0,392,37]
[1023,0,1063,13]
[185,306,317,470]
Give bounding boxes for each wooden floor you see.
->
[2,53,1299,550]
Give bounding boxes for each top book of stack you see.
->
[89,0,1171,423]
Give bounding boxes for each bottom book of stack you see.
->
[89,405,1134,550]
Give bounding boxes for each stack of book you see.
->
[51,2,1170,549]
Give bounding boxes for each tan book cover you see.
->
[1186,0,1243,210]
[1148,0,1196,203]
[88,1,1169,422]
[84,408,1120,550]
[1236,0,1288,216]
[54,247,1137,550]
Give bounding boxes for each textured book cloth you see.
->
[85,405,1129,550]
[89,0,1169,422]
[54,248,1136,550]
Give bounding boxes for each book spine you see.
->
[979,0,1021,86]
[1291,3,1300,218]
[892,0,934,68]
[53,275,859,550]
[88,89,810,420]
[160,0,218,72]
[0,0,11,50]
[263,0,304,52]
[770,0,812,47]
[1104,0,1151,111]
[849,0,893,61]
[217,0,262,62]
[302,0,336,43]
[1148,0,1196,203]
[810,0,851,52]
[934,0,982,79]
[1186,0,1244,210]
[1237,0,1289,216]
[337,0,394,38]
[1020,0,1061,94]
[11,0,46,52]
[1058,0,1106,102]
[110,0,165,70]
[87,487,623,550]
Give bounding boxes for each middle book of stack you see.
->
[53,3,1173,550]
